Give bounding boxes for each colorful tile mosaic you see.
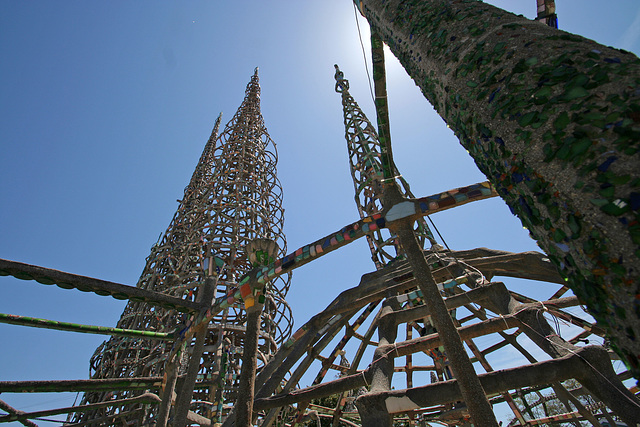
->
[397,276,468,308]
[415,182,496,217]
[177,184,498,344]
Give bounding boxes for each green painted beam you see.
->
[0,313,175,341]
[371,31,395,183]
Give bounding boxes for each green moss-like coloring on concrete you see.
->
[362,0,640,377]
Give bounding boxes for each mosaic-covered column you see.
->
[356,0,640,377]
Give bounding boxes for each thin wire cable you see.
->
[426,216,487,287]
[353,1,375,105]
[545,331,640,409]
[427,215,451,252]
[361,370,370,388]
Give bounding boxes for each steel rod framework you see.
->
[334,63,435,268]
[67,69,293,425]
[0,393,161,424]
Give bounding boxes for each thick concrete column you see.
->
[357,0,640,376]
[355,300,401,427]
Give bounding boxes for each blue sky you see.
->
[1,1,639,424]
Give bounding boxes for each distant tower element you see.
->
[536,0,558,28]
[334,64,436,269]
[70,68,292,424]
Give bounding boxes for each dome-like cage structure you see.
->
[236,64,638,427]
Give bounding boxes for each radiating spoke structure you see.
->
[68,68,292,425]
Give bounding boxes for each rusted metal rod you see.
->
[173,276,216,425]
[235,303,264,427]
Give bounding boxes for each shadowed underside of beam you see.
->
[0,258,201,313]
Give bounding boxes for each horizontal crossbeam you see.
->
[0,392,161,424]
[0,259,202,313]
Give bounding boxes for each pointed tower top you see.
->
[240,68,261,105]
[209,112,222,140]
[334,64,349,92]
[333,65,435,268]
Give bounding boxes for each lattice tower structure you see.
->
[69,69,292,424]
[334,65,436,270]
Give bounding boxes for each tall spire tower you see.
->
[334,65,436,269]
[70,69,292,425]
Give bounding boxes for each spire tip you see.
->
[334,64,349,92]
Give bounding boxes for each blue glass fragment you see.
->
[512,172,523,183]
[519,197,533,217]
[597,156,617,172]
[630,192,640,211]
